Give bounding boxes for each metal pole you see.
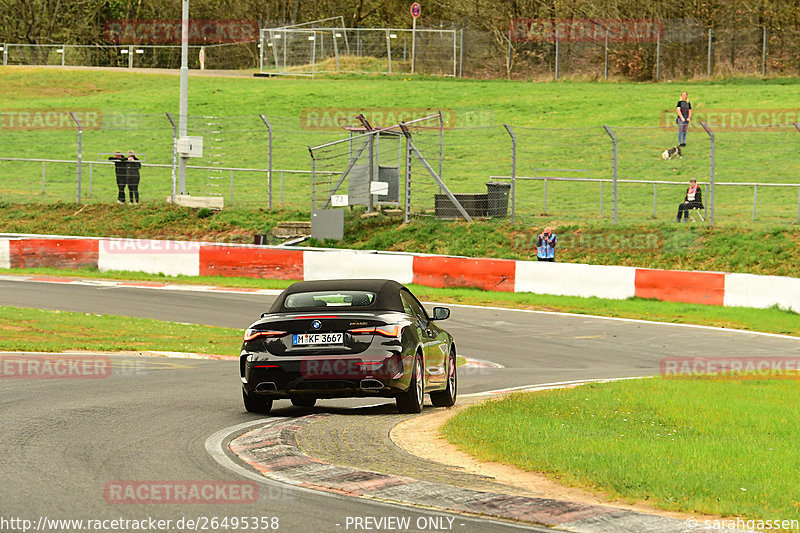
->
[281,172,284,206]
[89,162,93,196]
[761,27,767,78]
[230,169,234,206]
[128,45,133,68]
[404,134,412,224]
[62,44,65,66]
[707,27,712,78]
[752,185,757,221]
[604,30,608,80]
[367,133,375,213]
[42,161,46,194]
[504,124,516,224]
[70,112,83,203]
[452,29,457,77]
[656,30,661,81]
[331,30,340,73]
[166,112,177,202]
[554,29,559,80]
[311,32,316,79]
[259,114,273,210]
[653,183,657,217]
[701,121,715,226]
[411,17,417,74]
[438,111,444,194]
[386,30,392,74]
[178,0,189,195]
[2,43,7,66]
[259,32,264,72]
[544,178,548,212]
[603,125,618,224]
[310,154,316,211]
[459,28,464,77]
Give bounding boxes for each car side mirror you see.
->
[431,307,450,321]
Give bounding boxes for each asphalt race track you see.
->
[2,278,799,533]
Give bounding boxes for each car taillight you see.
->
[243,329,286,341]
[348,325,402,338]
[253,364,280,369]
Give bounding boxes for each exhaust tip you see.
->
[360,379,384,390]
[255,382,277,392]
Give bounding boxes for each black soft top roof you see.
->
[269,279,407,313]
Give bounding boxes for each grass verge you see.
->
[0,306,242,353]
[441,375,800,524]
[2,268,798,337]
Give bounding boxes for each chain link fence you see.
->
[4,18,800,79]
[2,110,799,226]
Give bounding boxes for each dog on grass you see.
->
[661,145,682,160]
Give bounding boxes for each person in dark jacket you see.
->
[676,178,703,222]
[108,151,128,204]
[537,227,557,261]
[125,150,141,204]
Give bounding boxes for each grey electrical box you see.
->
[311,209,344,241]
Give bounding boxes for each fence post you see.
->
[89,162,93,197]
[309,149,316,212]
[752,185,757,221]
[600,181,603,215]
[230,169,234,206]
[459,28,464,77]
[1,43,6,66]
[602,125,618,224]
[69,112,83,204]
[761,27,767,78]
[404,132,412,224]
[655,30,661,81]
[554,29,559,80]
[386,30,392,74]
[707,27,713,78]
[165,113,178,202]
[438,111,444,194]
[653,183,657,217]
[259,114,273,210]
[604,30,608,80]
[128,45,133,68]
[42,161,46,194]
[503,124,516,224]
[700,121,715,226]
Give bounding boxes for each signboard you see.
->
[410,3,421,18]
[370,181,389,196]
[331,194,349,207]
[177,136,203,157]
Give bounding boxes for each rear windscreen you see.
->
[284,290,377,309]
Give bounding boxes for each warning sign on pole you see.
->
[411,3,420,74]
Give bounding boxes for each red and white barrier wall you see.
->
[1,235,798,313]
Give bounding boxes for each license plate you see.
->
[293,333,344,346]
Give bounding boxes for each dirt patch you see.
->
[390,402,731,523]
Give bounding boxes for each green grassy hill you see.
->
[2,68,800,226]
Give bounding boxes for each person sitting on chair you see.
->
[676,178,703,222]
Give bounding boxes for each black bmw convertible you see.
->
[240,279,457,414]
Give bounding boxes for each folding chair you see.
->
[688,207,705,222]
